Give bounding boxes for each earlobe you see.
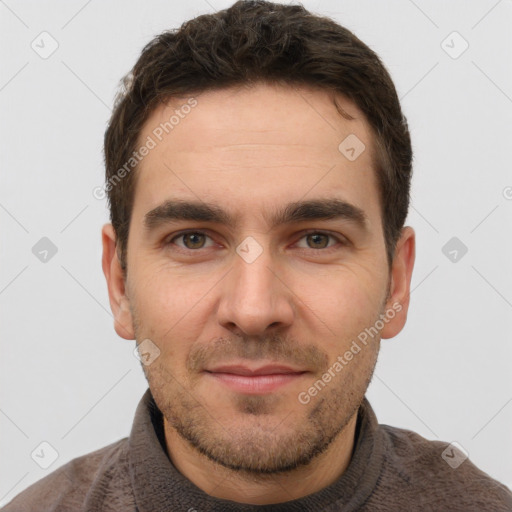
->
[101,223,135,340]
[381,226,416,339]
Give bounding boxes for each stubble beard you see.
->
[138,332,379,477]
[127,273,388,477]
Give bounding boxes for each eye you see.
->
[168,231,215,250]
[165,229,348,253]
[295,231,347,250]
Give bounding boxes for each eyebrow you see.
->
[143,197,369,233]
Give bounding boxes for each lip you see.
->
[204,364,308,394]
[206,364,304,376]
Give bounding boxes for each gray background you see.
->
[1,0,511,504]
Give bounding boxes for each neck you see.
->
[163,411,359,505]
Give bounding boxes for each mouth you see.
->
[203,363,309,394]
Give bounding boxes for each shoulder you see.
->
[378,423,512,510]
[1,438,129,512]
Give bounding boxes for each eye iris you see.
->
[307,233,328,249]
[183,233,205,249]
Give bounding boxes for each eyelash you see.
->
[165,229,349,254]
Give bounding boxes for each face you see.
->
[103,82,414,475]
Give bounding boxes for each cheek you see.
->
[332,293,379,342]
[132,256,206,309]
[130,264,214,345]
[296,268,383,346]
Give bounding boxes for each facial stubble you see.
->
[134,320,381,478]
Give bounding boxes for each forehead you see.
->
[132,82,381,228]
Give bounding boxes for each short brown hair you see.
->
[104,0,412,272]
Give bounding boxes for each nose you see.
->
[216,242,295,337]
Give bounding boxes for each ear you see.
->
[101,223,135,340]
[381,226,416,339]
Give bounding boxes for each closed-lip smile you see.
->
[204,363,308,394]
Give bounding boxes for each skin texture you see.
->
[102,82,415,504]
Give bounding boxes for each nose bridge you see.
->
[217,236,294,335]
[234,244,275,303]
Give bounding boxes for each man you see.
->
[3,1,511,510]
